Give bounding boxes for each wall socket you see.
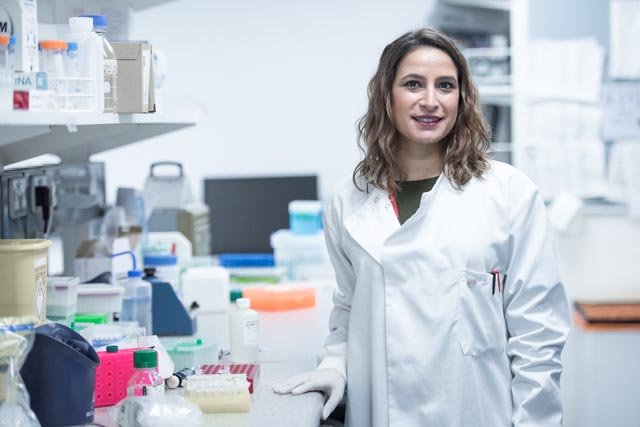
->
[8,176,28,219]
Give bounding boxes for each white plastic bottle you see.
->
[120,270,153,335]
[67,17,103,111]
[229,298,259,363]
[82,15,117,112]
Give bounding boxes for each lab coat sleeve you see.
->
[503,172,571,427]
[316,195,356,381]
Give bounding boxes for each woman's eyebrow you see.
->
[399,73,425,80]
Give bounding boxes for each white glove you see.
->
[272,368,346,420]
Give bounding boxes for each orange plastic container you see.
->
[242,286,316,311]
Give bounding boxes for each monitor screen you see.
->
[204,175,318,254]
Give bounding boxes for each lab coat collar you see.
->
[345,169,455,265]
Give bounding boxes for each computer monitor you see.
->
[204,175,318,254]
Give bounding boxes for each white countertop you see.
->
[95,280,336,427]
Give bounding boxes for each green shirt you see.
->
[394,176,439,225]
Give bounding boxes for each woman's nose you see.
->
[419,87,438,111]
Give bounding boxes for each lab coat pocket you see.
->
[456,269,506,357]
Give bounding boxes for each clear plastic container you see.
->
[120,270,153,335]
[0,35,13,112]
[270,229,333,280]
[288,200,323,235]
[76,284,124,313]
[65,42,80,77]
[47,277,79,309]
[82,15,117,112]
[229,298,259,364]
[166,338,218,371]
[127,349,164,397]
[39,40,68,95]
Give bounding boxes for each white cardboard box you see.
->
[0,0,39,72]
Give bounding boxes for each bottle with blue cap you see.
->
[80,14,117,112]
[65,42,80,78]
[119,253,153,335]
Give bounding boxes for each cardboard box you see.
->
[0,0,39,72]
[112,41,155,113]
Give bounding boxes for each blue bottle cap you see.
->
[128,270,142,278]
[67,42,78,52]
[80,14,108,30]
[143,254,178,266]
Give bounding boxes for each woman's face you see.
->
[390,46,460,149]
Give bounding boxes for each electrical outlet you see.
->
[8,176,28,219]
[30,174,51,214]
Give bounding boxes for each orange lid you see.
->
[0,35,9,45]
[39,40,68,50]
[242,286,316,311]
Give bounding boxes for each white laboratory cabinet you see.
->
[562,317,640,427]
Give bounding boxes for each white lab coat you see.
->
[317,161,571,427]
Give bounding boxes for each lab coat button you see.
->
[467,278,477,286]
[374,196,379,203]
[385,203,391,209]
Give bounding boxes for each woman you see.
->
[273,28,570,427]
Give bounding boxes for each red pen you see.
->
[490,270,501,295]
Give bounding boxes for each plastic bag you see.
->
[0,316,40,427]
[114,395,203,427]
[94,206,129,256]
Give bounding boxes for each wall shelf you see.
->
[442,0,511,11]
[129,0,180,11]
[0,100,203,168]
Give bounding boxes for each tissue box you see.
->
[111,41,155,113]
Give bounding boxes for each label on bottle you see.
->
[104,59,117,75]
[141,49,151,108]
[104,59,117,94]
[243,319,258,345]
[127,383,165,397]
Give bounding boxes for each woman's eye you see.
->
[404,80,421,89]
[439,81,456,90]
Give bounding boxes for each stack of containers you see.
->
[270,200,333,280]
[46,277,79,325]
[216,254,285,301]
[76,284,124,319]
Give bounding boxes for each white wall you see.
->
[93,0,435,202]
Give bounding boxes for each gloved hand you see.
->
[272,368,346,420]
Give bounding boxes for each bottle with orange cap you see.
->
[39,40,68,81]
[0,34,12,111]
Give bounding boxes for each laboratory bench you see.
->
[95,280,336,427]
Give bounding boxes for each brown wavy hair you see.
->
[353,28,492,192]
